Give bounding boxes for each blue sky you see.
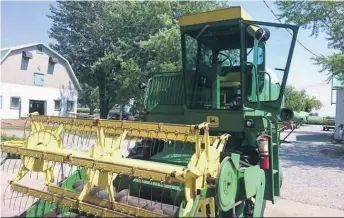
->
[1,0,336,116]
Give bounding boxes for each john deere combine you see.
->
[1,7,299,217]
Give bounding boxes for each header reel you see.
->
[0,114,271,217]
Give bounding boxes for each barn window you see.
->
[34,73,44,86]
[54,100,61,111]
[67,100,75,112]
[10,97,20,109]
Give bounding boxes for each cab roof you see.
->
[179,6,253,27]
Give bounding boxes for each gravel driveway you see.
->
[265,125,344,216]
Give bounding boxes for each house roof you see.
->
[0,42,81,90]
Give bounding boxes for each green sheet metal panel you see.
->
[146,73,184,110]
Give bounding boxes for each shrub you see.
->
[77,108,100,114]
[306,119,323,125]
[1,133,25,141]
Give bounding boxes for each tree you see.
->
[78,84,99,115]
[275,1,344,82]
[284,85,322,112]
[304,96,322,113]
[48,1,228,118]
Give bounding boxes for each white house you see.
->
[0,43,81,119]
[332,75,344,141]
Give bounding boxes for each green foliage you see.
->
[275,1,344,82]
[78,84,99,115]
[312,53,344,83]
[305,119,323,125]
[284,85,322,112]
[48,1,228,118]
[304,96,322,113]
[1,133,24,142]
[77,108,100,114]
[139,27,182,74]
[117,59,142,106]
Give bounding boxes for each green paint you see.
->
[141,14,299,217]
[216,157,238,211]
[21,168,86,217]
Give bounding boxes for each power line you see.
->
[262,0,321,58]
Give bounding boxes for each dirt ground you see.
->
[1,119,31,129]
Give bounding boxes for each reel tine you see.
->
[127,183,131,204]
[180,141,186,164]
[157,140,162,155]
[66,127,71,146]
[116,173,122,198]
[169,183,174,210]
[6,158,12,173]
[87,130,93,149]
[111,135,115,149]
[80,125,86,147]
[160,182,165,210]
[31,195,38,209]
[9,189,15,208]
[150,181,153,206]
[3,184,10,206]
[23,193,31,211]
[12,190,20,210]
[149,138,156,157]
[56,163,63,184]
[75,125,81,148]
[173,140,177,155]
[67,164,74,187]
[1,156,6,171]
[19,194,27,211]
[138,177,142,206]
[11,159,17,174]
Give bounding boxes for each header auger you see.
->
[1,6,299,218]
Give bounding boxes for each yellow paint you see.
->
[9,121,65,185]
[207,116,219,128]
[2,114,232,217]
[179,6,252,27]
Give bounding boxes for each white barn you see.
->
[332,75,344,141]
[0,43,81,119]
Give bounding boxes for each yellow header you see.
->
[179,6,253,27]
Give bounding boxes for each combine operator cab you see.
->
[179,7,298,112]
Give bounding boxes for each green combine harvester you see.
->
[1,7,299,217]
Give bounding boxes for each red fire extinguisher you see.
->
[259,134,270,170]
